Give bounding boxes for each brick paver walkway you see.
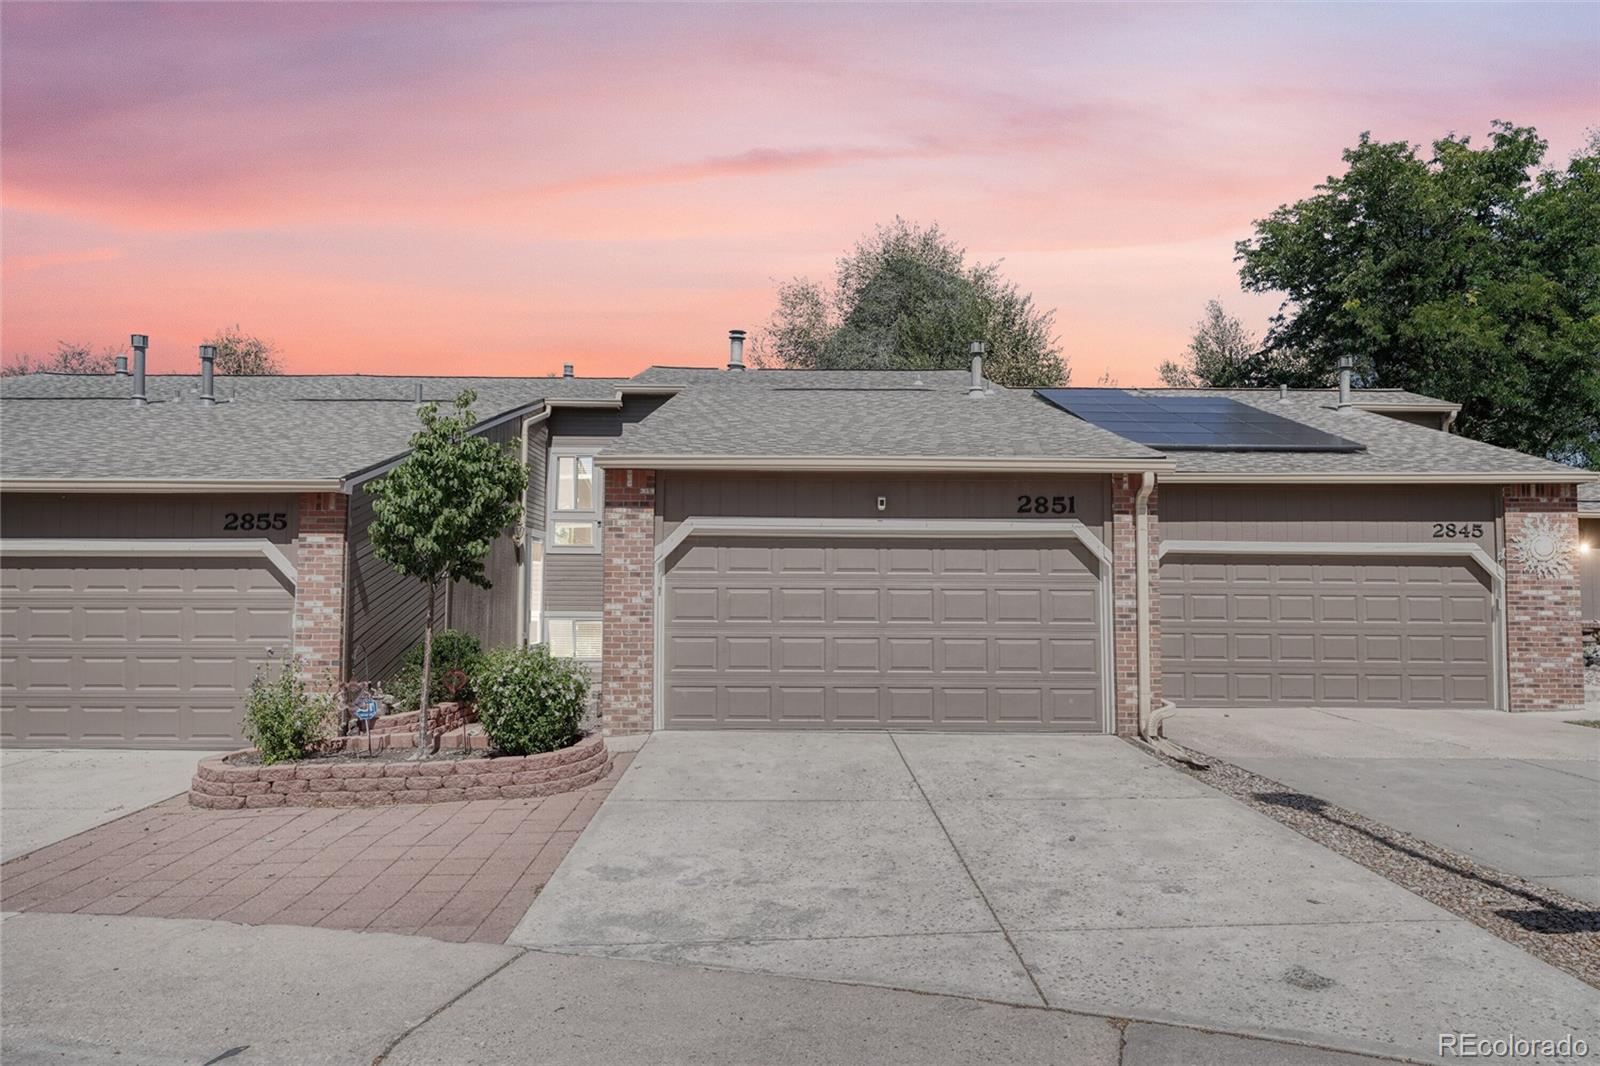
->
[0,752,631,943]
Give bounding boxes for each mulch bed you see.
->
[1142,738,1599,990]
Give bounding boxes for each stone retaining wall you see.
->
[189,734,610,809]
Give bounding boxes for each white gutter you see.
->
[1161,471,1599,485]
[0,478,343,494]
[598,455,1176,474]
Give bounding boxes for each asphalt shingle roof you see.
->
[0,374,626,483]
[607,370,1162,464]
[0,369,1590,485]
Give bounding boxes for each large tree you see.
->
[206,325,283,375]
[1236,123,1599,465]
[756,218,1068,388]
[1,341,117,377]
[1158,300,1321,388]
[366,391,528,755]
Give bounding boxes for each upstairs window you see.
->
[550,452,600,551]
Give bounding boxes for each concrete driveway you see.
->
[1,748,218,861]
[1165,706,1600,905]
[512,732,1599,1062]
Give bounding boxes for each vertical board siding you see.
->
[445,418,524,652]
[347,485,444,684]
[1,493,301,561]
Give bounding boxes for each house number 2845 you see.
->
[1017,495,1076,515]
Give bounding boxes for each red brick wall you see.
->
[293,492,348,685]
[1111,474,1159,736]
[1503,484,1585,711]
[601,469,656,735]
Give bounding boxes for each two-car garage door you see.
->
[662,536,1105,731]
[1162,555,1497,708]
[0,556,293,748]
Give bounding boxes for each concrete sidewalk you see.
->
[0,912,1401,1066]
[1165,706,1600,903]
[1,749,219,861]
[511,732,1599,1063]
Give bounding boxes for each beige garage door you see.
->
[0,556,294,748]
[662,536,1104,730]
[1161,555,1496,708]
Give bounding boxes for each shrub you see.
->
[390,629,484,711]
[473,645,590,756]
[243,659,333,764]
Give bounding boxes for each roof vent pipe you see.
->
[413,382,424,405]
[727,329,746,371]
[130,334,149,406]
[563,363,574,378]
[199,345,217,406]
[1279,383,1288,400]
[968,341,987,398]
[114,354,128,376]
[1337,354,1355,407]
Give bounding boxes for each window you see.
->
[525,540,544,645]
[547,616,602,660]
[549,452,601,552]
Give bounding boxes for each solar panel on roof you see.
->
[1035,389,1365,453]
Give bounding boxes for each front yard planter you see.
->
[189,733,609,809]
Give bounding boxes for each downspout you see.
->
[1134,471,1155,739]
[1134,470,1207,767]
[515,408,551,646]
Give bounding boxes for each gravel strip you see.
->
[1138,739,1599,989]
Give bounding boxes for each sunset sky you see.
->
[3,2,1595,383]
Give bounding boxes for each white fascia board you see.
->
[0,478,342,494]
[655,516,1113,567]
[597,455,1175,473]
[1350,403,1461,414]
[1161,471,1599,485]
[0,537,299,584]
[1159,537,1503,579]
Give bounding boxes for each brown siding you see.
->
[346,486,445,684]
[1161,484,1497,551]
[657,472,1112,547]
[1,492,301,561]
[446,418,524,652]
[1581,518,1599,625]
[525,419,549,534]
[545,554,603,612]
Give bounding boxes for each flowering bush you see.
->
[243,659,333,764]
[473,645,590,756]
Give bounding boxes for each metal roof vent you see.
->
[968,341,987,398]
[1337,354,1355,407]
[727,329,746,371]
[413,382,424,406]
[113,354,128,376]
[130,334,149,406]
[199,345,217,406]
[563,363,574,378]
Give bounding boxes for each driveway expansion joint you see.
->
[886,732,1050,1008]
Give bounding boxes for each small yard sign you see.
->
[354,697,381,722]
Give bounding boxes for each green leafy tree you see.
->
[1158,300,1322,388]
[1,341,117,377]
[365,391,528,755]
[206,325,283,375]
[756,218,1068,388]
[1236,122,1600,465]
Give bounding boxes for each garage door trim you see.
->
[0,538,299,584]
[1158,538,1506,710]
[653,517,1114,732]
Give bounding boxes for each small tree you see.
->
[1,341,117,377]
[207,325,283,375]
[1157,301,1324,388]
[366,390,528,755]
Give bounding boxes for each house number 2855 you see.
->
[1017,495,1076,515]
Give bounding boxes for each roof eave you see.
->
[0,477,346,494]
[595,455,1175,473]
[1162,471,1600,485]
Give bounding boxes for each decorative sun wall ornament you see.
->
[1512,513,1571,579]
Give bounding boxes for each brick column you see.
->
[1110,473,1159,736]
[1503,484,1584,711]
[292,491,348,685]
[601,468,656,735]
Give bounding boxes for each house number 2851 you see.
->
[1016,495,1076,515]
